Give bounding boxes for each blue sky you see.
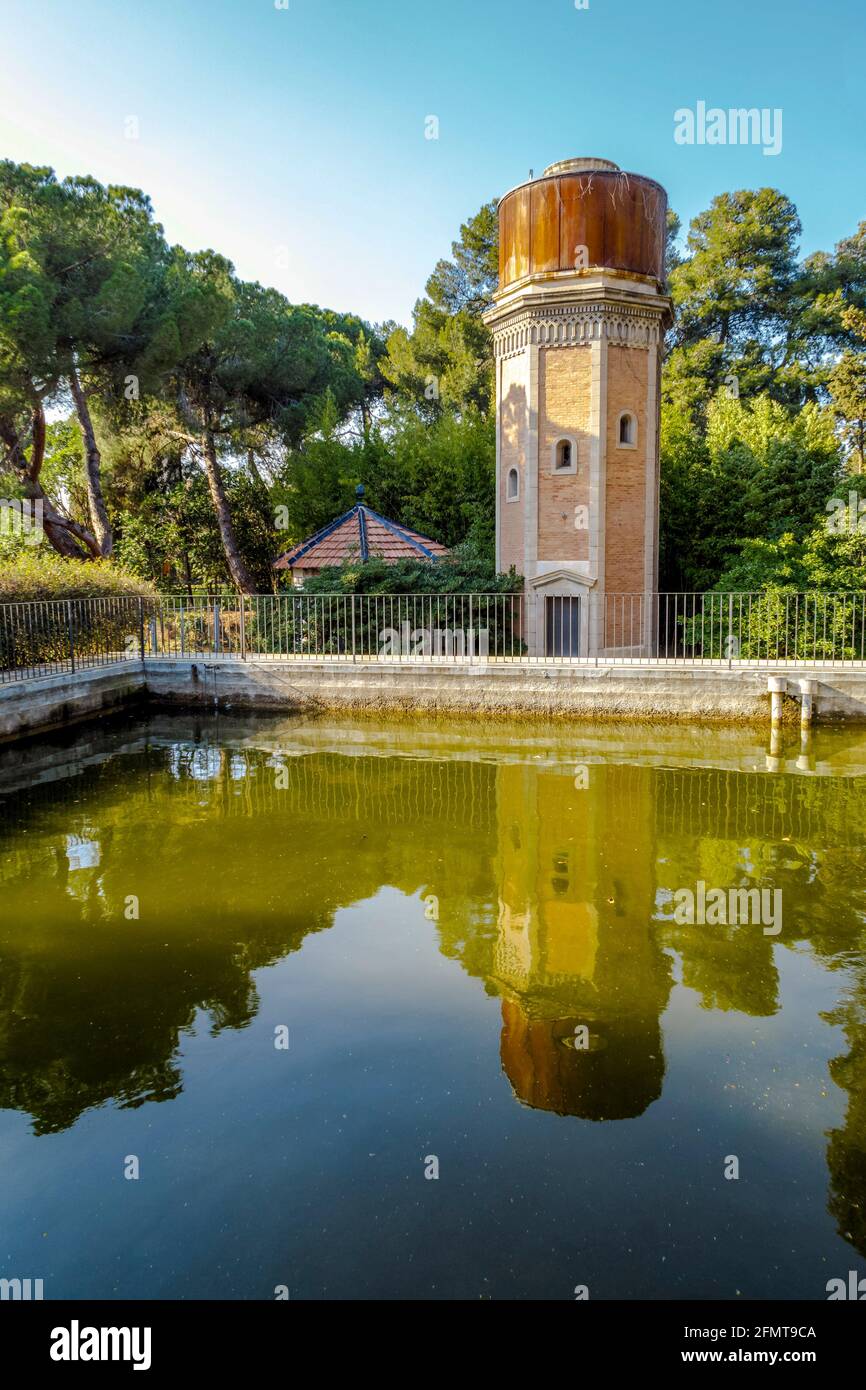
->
[1,0,863,327]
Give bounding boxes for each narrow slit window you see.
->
[554,439,576,472]
[506,467,519,501]
[618,412,637,447]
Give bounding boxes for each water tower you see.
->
[483,158,672,656]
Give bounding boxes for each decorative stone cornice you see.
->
[484,268,672,358]
[490,302,666,358]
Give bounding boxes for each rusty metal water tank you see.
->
[497,157,668,290]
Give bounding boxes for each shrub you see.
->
[277,554,525,657]
[0,552,156,603]
[0,555,157,674]
[294,550,521,598]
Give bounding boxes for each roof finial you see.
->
[355,483,365,500]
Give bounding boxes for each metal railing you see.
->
[603,591,866,666]
[3,591,866,683]
[0,597,146,684]
[150,593,525,662]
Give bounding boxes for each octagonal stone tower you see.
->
[483,158,672,656]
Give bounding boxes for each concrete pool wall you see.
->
[0,664,146,742]
[5,656,866,742]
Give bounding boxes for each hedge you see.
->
[0,552,157,603]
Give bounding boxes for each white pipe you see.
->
[768,676,787,728]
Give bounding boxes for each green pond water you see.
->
[1,710,865,1300]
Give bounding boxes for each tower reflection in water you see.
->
[491,763,670,1120]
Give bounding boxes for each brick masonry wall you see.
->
[538,347,592,564]
[604,344,649,600]
[499,353,529,573]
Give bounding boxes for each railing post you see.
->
[594,590,598,667]
[469,593,473,666]
[213,599,221,655]
[240,594,247,660]
[138,597,145,666]
[67,599,75,674]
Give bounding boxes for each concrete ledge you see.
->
[142,657,866,724]
[4,657,866,744]
[145,659,313,714]
[0,663,146,742]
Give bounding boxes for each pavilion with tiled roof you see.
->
[274,486,449,584]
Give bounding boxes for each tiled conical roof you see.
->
[274,500,449,573]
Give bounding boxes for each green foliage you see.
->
[0,160,384,587]
[0,551,154,672]
[828,335,866,476]
[666,188,803,416]
[664,207,683,286]
[381,200,497,419]
[367,408,495,556]
[40,417,89,519]
[659,392,842,591]
[680,585,866,662]
[275,405,496,564]
[0,161,177,409]
[279,552,523,657]
[272,392,369,542]
[305,307,389,439]
[4,153,866,603]
[426,200,499,317]
[715,518,866,594]
[382,305,493,419]
[299,547,521,597]
[0,549,154,601]
[113,464,276,594]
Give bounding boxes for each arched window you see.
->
[618,412,637,448]
[552,437,577,474]
[506,466,519,501]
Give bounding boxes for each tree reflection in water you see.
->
[0,715,865,1256]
